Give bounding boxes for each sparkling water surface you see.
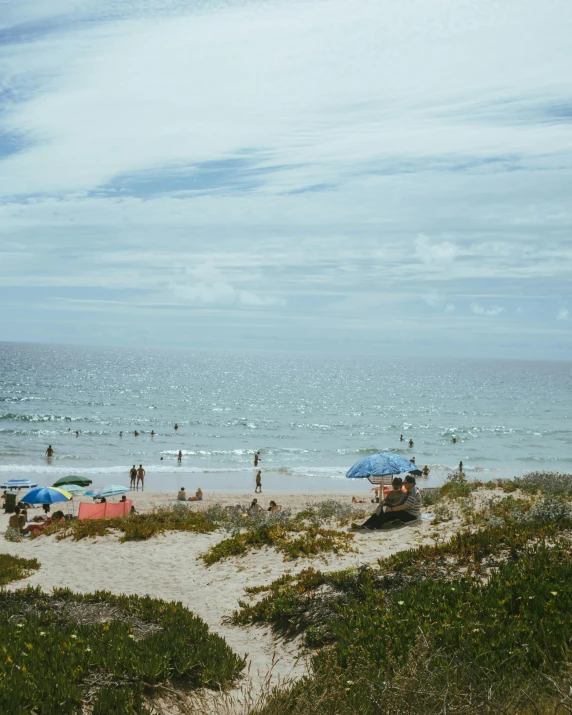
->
[0,342,570,493]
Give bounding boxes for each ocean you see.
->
[0,342,571,493]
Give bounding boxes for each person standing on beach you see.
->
[459,460,463,474]
[136,464,145,491]
[255,470,262,493]
[178,450,183,464]
[45,445,54,458]
[254,451,260,467]
[129,465,137,489]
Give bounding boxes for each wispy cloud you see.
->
[471,303,505,317]
[0,0,571,357]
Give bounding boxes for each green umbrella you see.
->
[52,475,92,488]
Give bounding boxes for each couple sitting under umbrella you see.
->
[353,475,421,530]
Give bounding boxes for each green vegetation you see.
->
[36,503,217,542]
[0,587,245,714]
[439,470,478,498]
[0,554,40,586]
[202,523,356,566]
[234,497,572,714]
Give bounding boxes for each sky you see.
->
[0,0,571,359]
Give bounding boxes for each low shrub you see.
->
[243,527,572,715]
[0,587,245,713]
[0,554,40,585]
[513,471,572,498]
[440,471,475,499]
[202,524,355,566]
[36,505,218,542]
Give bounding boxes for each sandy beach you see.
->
[0,487,494,710]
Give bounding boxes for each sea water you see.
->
[0,342,570,493]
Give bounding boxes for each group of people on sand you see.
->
[249,498,281,513]
[129,465,146,491]
[177,487,203,502]
[353,475,421,530]
[8,505,66,536]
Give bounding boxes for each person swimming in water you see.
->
[45,445,54,458]
[178,450,183,464]
[408,439,414,448]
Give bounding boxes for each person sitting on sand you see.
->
[8,507,26,534]
[268,500,282,512]
[177,488,187,501]
[249,498,262,513]
[382,478,406,508]
[26,511,65,534]
[352,496,366,503]
[188,488,203,502]
[353,475,421,530]
[422,465,430,477]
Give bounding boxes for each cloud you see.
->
[557,308,569,320]
[0,0,571,358]
[415,235,458,265]
[471,303,505,317]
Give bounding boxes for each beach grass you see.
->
[0,587,245,713]
[231,487,572,714]
[0,553,40,586]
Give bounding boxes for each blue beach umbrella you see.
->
[20,487,72,505]
[60,484,85,495]
[97,485,129,499]
[0,478,38,490]
[346,453,421,483]
[84,488,101,497]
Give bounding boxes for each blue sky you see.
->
[0,0,571,358]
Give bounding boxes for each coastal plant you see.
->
[0,587,245,713]
[440,471,475,499]
[513,471,572,498]
[0,553,40,585]
[421,488,443,507]
[431,501,453,524]
[241,532,572,715]
[202,524,356,566]
[35,505,218,542]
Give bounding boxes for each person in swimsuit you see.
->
[254,451,260,467]
[255,470,262,493]
[129,465,137,490]
[45,445,54,458]
[178,450,183,464]
[136,464,145,491]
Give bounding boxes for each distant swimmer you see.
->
[134,430,139,436]
[160,456,164,460]
[408,439,414,448]
[255,470,262,493]
[129,465,137,490]
[410,457,416,464]
[254,451,260,467]
[136,464,145,491]
[119,431,123,438]
[422,465,430,477]
[45,445,54,458]
[75,431,79,438]
[178,450,183,464]
[174,423,179,431]
[151,430,155,437]
[400,434,404,442]
[451,436,457,444]
[459,460,463,474]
